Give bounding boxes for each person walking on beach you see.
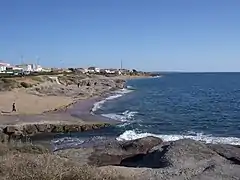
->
[12,103,16,112]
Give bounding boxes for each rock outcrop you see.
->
[55,138,240,180]
[208,144,240,165]
[28,75,126,98]
[55,136,163,166]
[119,139,226,168]
[0,123,110,142]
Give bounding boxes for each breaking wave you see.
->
[102,110,138,122]
[91,88,133,112]
[116,130,240,145]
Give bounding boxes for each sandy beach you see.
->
[0,89,73,115]
[0,74,150,116]
[0,74,138,126]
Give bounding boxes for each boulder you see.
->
[0,129,9,143]
[55,136,163,167]
[63,125,81,133]
[3,126,23,137]
[160,139,224,168]
[3,126,18,134]
[120,139,227,169]
[99,163,240,180]
[190,163,240,180]
[81,124,93,131]
[23,125,38,135]
[35,124,53,132]
[51,125,64,133]
[114,140,240,180]
[208,144,240,165]
[54,138,240,179]
[121,136,163,153]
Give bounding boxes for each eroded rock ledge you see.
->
[55,137,240,179]
[0,123,110,142]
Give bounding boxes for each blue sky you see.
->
[0,0,240,72]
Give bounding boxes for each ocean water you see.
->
[53,73,240,150]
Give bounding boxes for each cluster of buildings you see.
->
[0,61,50,75]
[74,67,133,75]
[0,60,135,76]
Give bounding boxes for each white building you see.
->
[105,69,115,74]
[16,64,33,72]
[16,64,43,72]
[0,62,10,72]
[11,66,23,71]
[101,69,121,74]
[34,65,43,72]
[88,67,100,73]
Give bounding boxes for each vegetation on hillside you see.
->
[0,78,35,91]
[0,78,21,91]
[58,74,88,85]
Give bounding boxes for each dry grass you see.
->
[58,74,87,85]
[0,142,49,156]
[29,76,45,83]
[0,78,21,91]
[0,142,131,180]
[0,77,37,91]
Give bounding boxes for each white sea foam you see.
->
[116,130,240,145]
[91,94,122,112]
[52,137,85,151]
[52,136,109,151]
[102,110,138,122]
[91,88,133,112]
[52,137,84,144]
[102,113,128,122]
[116,122,132,127]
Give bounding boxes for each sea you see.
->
[52,73,240,150]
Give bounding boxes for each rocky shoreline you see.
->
[54,136,240,179]
[0,122,111,143]
[0,134,239,179]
